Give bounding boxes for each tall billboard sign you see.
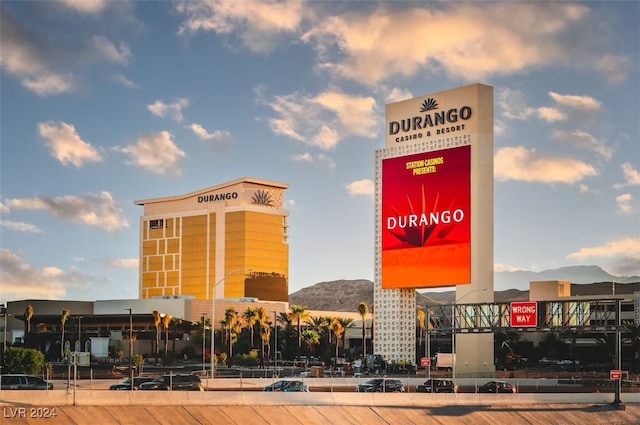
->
[380,83,493,289]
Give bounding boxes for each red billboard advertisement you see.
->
[381,145,471,288]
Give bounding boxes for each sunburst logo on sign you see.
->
[252,190,274,206]
[419,98,438,112]
[386,185,462,248]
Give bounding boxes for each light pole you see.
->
[76,316,83,352]
[1,304,7,378]
[273,310,278,372]
[201,313,207,375]
[126,309,133,391]
[426,308,432,379]
[452,288,487,381]
[210,268,252,379]
[1,304,7,352]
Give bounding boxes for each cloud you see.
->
[257,87,378,149]
[494,146,597,184]
[497,88,537,120]
[301,2,625,85]
[552,129,613,160]
[0,249,89,301]
[290,153,313,162]
[547,92,601,111]
[618,163,640,187]
[595,54,631,84]
[494,263,523,273]
[148,99,189,122]
[616,193,635,215]
[1,4,133,96]
[106,258,139,269]
[384,87,413,104]
[345,179,374,197]
[0,6,75,95]
[0,220,41,233]
[175,0,305,53]
[567,237,640,276]
[112,73,139,88]
[4,191,129,232]
[188,123,231,146]
[92,36,131,64]
[37,121,103,167]
[59,0,109,14]
[117,131,185,176]
[537,107,567,122]
[290,152,336,169]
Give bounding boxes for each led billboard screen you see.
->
[381,145,471,288]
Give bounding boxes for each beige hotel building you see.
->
[134,177,290,303]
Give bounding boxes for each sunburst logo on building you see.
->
[386,185,464,247]
[419,98,438,112]
[252,190,274,206]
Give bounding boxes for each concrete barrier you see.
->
[1,389,638,407]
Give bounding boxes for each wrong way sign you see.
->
[510,302,537,327]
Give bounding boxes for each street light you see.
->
[125,309,133,391]
[452,288,487,381]
[210,268,252,379]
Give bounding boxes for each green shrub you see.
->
[4,347,45,375]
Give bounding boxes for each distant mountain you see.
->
[289,266,639,312]
[494,265,639,291]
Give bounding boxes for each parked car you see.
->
[477,381,517,393]
[356,378,405,393]
[416,379,458,393]
[109,376,155,390]
[0,374,53,390]
[264,380,309,392]
[138,374,204,391]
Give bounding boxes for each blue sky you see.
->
[1,0,638,302]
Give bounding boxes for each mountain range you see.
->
[288,265,640,312]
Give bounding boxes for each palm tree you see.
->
[288,305,310,360]
[336,317,354,351]
[170,316,183,357]
[260,322,272,367]
[222,307,240,365]
[254,307,270,366]
[60,308,70,359]
[330,318,344,367]
[358,302,368,358]
[24,304,34,335]
[301,329,320,357]
[243,307,257,350]
[416,309,426,359]
[162,313,172,358]
[152,310,161,364]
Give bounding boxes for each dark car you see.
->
[109,376,155,390]
[1,374,53,390]
[264,380,309,392]
[138,374,204,391]
[356,378,405,393]
[477,381,517,393]
[416,379,458,393]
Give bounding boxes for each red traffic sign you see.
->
[510,302,537,327]
[420,357,431,367]
[610,370,622,380]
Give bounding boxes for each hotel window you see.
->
[150,219,165,229]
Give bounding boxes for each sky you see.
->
[1,0,639,303]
